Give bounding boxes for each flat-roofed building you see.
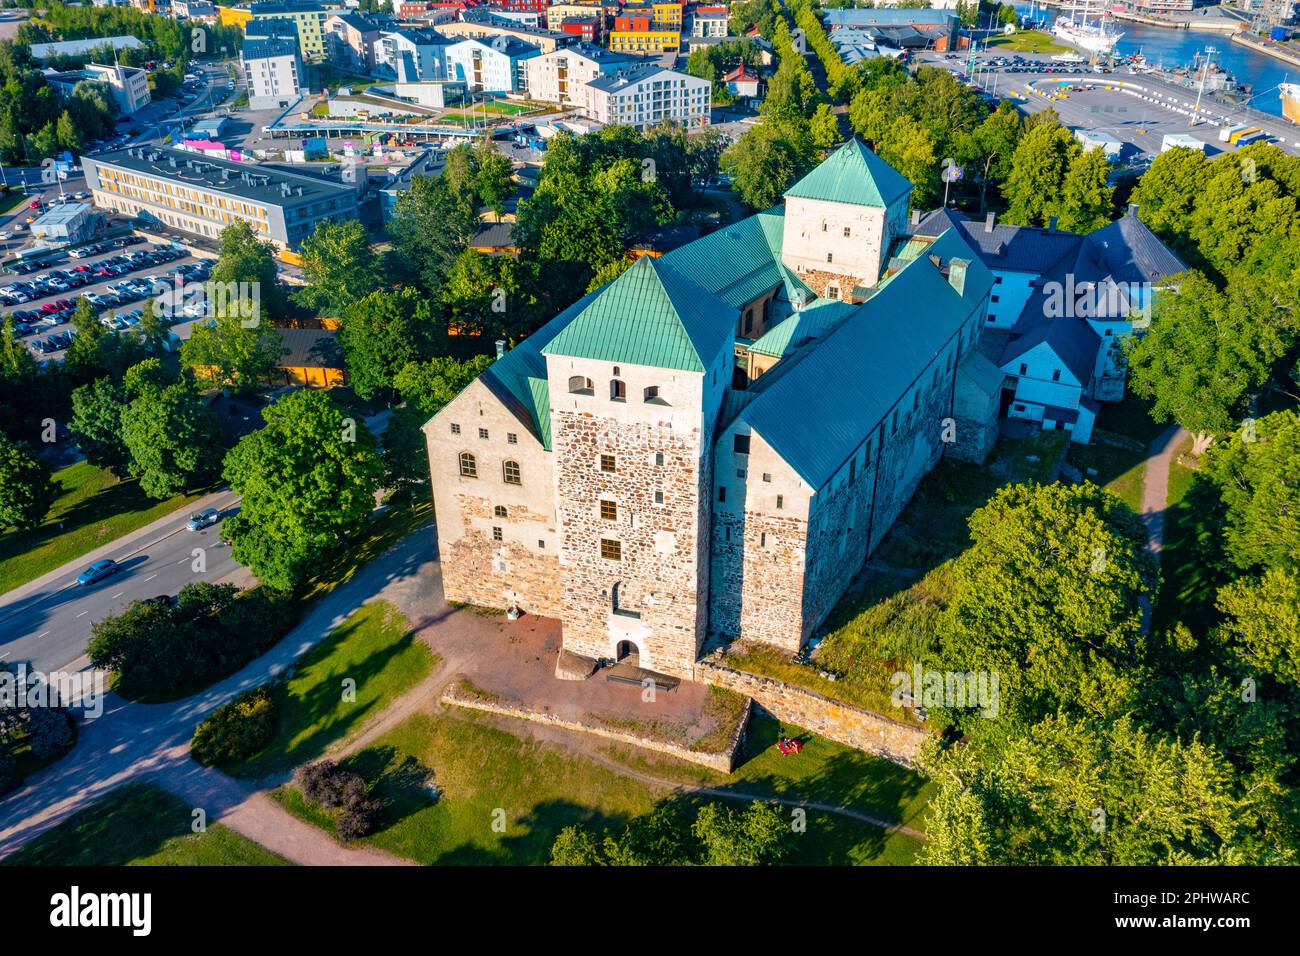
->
[524,42,639,106]
[242,29,304,109]
[81,146,358,249]
[583,65,708,127]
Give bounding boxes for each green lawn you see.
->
[0,461,209,594]
[226,600,436,780]
[985,30,1073,55]
[274,709,926,865]
[0,188,29,216]
[1152,435,1223,635]
[3,783,290,866]
[728,433,1067,713]
[1067,442,1146,512]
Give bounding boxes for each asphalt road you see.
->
[0,492,243,675]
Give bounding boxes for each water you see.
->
[1012,4,1297,117]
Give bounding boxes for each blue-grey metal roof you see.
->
[999,316,1100,386]
[913,208,1084,275]
[1088,211,1188,284]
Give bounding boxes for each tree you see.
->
[1216,568,1300,686]
[959,101,1022,212]
[387,173,478,297]
[69,376,130,476]
[1003,121,1080,227]
[919,715,1282,865]
[933,481,1158,732]
[1126,272,1296,456]
[876,114,938,208]
[293,218,381,318]
[63,297,107,381]
[474,140,515,221]
[0,431,54,531]
[383,354,494,490]
[135,297,169,356]
[692,800,788,866]
[723,123,811,210]
[338,288,443,401]
[1202,410,1300,571]
[120,370,222,499]
[809,102,841,151]
[181,312,284,390]
[222,389,384,591]
[207,219,285,324]
[54,109,82,154]
[1058,146,1115,233]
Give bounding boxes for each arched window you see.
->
[459,452,477,478]
[610,379,626,401]
[569,375,593,394]
[503,460,522,485]
[494,505,507,518]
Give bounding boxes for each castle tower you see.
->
[781,139,914,302]
[540,257,736,676]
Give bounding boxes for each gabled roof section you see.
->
[737,228,993,489]
[659,209,811,311]
[747,298,857,358]
[912,208,1084,275]
[541,255,737,372]
[1087,210,1187,284]
[784,138,912,209]
[998,316,1100,387]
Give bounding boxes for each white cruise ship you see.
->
[1051,15,1124,56]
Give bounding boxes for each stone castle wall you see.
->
[694,657,932,766]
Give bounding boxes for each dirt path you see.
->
[1139,424,1190,557]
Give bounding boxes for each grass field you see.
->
[0,461,208,594]
[273,710,926,865]
[986,30,1073,55]
[1152,435,1223,635]
[1066,442,1146,512]
[2,783,290,866]
[227,600,436,780]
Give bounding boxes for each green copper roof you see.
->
[541,255,736,372]
[747,298,857,358]
[784,138,913,209]
[660,210,812,311]
[738,227,994,489]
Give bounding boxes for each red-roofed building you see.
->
[723,60,759,99]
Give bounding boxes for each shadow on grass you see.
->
[1152,472,1228,637]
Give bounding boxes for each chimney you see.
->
[984,211,996,233]
[1127,202,1139,218]
[495,339,506,359]
[1048,215,1058,232]
[910,208,920,226]
[948,258,969,296]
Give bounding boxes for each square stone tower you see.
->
[781,138,914,301]
[541,257,736,677]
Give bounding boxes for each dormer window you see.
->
[569,375,593,394]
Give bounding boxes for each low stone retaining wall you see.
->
[441,683,750,773]
[694,658,932,767]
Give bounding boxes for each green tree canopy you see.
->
[0,431,54,531]
[293,218,382,318]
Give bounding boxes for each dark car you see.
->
[76,559,120,586]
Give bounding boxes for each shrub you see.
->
[190,686,277,766]
[295,759,386,841]
[88,583,299,699]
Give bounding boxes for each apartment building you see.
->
[243,1,338,62]
[243,30,304,109]
[445,36,541,93]
[523,41,640,106]
[608,13,680,53]
[375,28,451,80]
[81,146,357,249]
[325,12,381,71]
[45,62,152,115]
[582,65,709,127]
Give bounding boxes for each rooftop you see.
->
[85,147,355,207]
[784,138,912,209]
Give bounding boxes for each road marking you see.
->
[144,573,158,582]
[75,611,87,618]
[111,591,123,599]
[36,631,48,639]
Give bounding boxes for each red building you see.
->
[485,0,548,13]
[613,13,652,31]
[397,1,433,15]
[558,16,601,42]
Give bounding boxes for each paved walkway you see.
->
[0,524,436,865]
[1139,425,1189,558]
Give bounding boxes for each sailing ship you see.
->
[1051,5,1124,56]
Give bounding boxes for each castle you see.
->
[422,139,1174,680]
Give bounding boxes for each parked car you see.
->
[76,559,120,586]
[186,508,222,531]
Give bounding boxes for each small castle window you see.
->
[494,505,507,518]
[826,253,833,264]
[600,499,617,521]
[600,454,616,473]
[610,379,626,401]
[733,434,750,455]
[644,386,662,403]
[479,427,489,440]
[655,452,664,466]
[538,540,545,549]
[450,423,461,434]
[776,495,784,509]
[569,375,594,394]
[843,226,851,238]
[1019,363,1028,376]
[762,473,771,482]
[507,432,518,444]
[760,532,767,548]
[459,452,477,478]
[600,539,622,561]
[503,460,522,485]
[1052,369,1062,382]
[492,526,502,542]
[718,486,727,502]
[654,491,664,504]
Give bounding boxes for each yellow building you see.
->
[608,29,681,53]
[217,5,253,28]
[651,2,683,29]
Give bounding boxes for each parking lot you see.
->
[3,237,212,362]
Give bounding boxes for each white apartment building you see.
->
[582,66,710,128]
[86,63,152,114]
[524,42,641,107]
[242,34,304,110]
[444,36,540,94]
[375,28,450,81]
